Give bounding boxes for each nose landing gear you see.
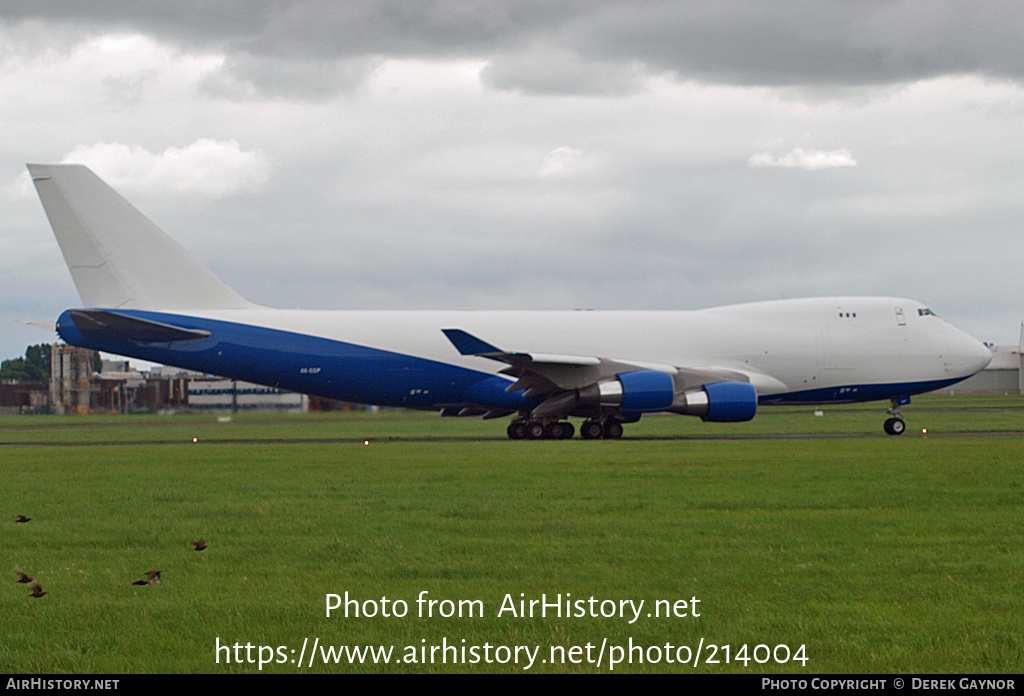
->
[883,398,907,435]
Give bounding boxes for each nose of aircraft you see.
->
[951,329,993,377]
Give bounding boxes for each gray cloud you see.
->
[1,1,1022,364]
[568,1,1024,87]
[200,52,384,100]
[2,1,1022,97]
[480,45,650,96]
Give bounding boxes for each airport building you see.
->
[0,381,49,415]
[188,379,308,412]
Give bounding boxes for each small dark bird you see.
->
[14,568,34,584]
[27,580,46,598]
[191,539,207,551]
[132,570,162,586]
[15,515,31,523]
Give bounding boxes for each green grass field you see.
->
[2,397,1022,673]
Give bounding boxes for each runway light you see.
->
[922,429,927,435]
[364,440,370,446]
[193,437,198,443]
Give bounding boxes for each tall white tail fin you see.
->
[28,163,251,310]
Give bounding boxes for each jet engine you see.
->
[669,380,758,422]
[572,370,757,422]
[575,369,676,413]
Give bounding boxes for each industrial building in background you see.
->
[187,379,307,412]
[1,342,310,414]
[51,344,95,414]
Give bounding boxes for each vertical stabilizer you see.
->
[28,163,251,310]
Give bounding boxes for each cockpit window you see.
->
[918,308,937,316]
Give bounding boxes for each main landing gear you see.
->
[507,419,575,440]
[580,418,623,439]
[883,398,906,436]
[507,417,624,440]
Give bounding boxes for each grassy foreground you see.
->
[1,398,1022,673]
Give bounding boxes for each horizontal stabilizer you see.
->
[66,310,211,342]
[18,319,57,332]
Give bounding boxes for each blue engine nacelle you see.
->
[670,380,758,422]
[576,371,757,422]
[582,369,676,414]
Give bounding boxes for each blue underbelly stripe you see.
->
[57,308,531,410]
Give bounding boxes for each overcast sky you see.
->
[2,1,1023,367]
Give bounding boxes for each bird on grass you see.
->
[14,515,32,523]
[131,570,162,586]
[14,568,34,584]
[27,580,46,598]
[191,539,207,551]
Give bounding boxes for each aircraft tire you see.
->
[547,421,574,440]
[883,417,906,436]
[507,421,527,440]
[525,421,547,439]
[581,420,604,439]
[603,421,624,439]
[547,422,566,439]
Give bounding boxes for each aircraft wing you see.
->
[442,328,765,421]
[443,327,629,393]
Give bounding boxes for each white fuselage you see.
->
[172,295,991,403]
